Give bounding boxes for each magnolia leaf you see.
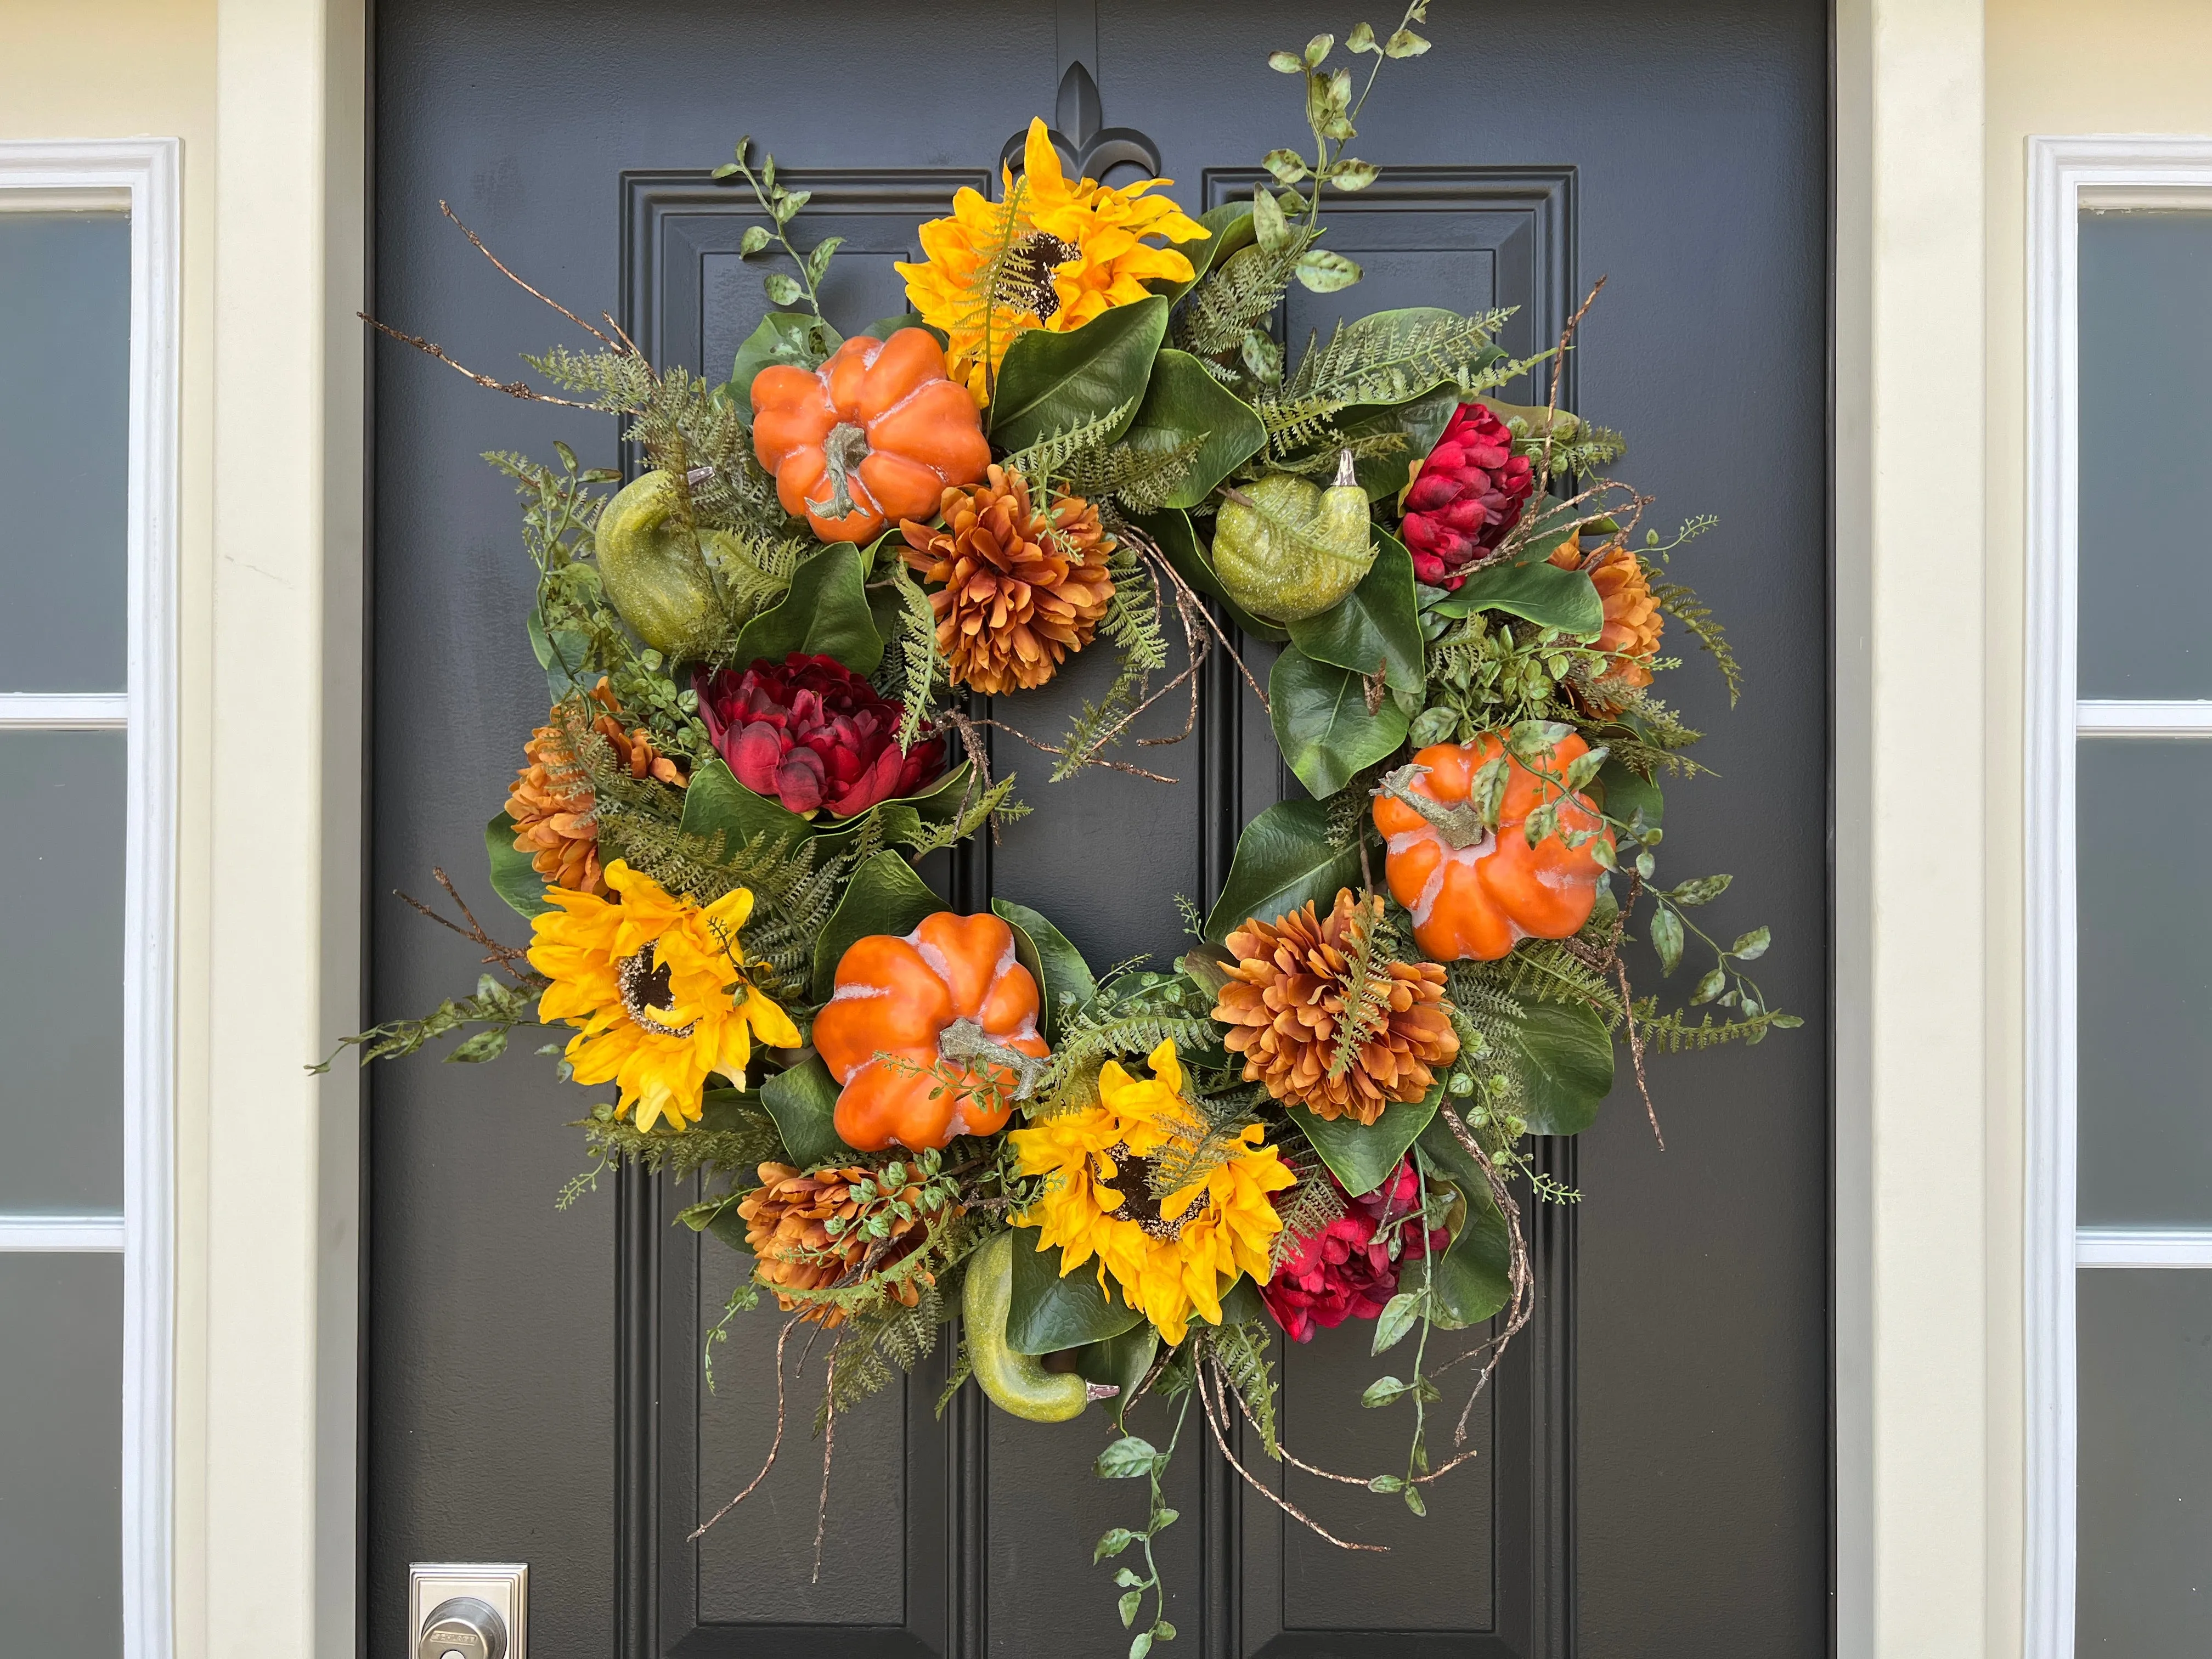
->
[1148,200,1256,306]
[678,758,816,868]
[1286,1086,1440,1197]
[1330,159,1379,192]
[1264,148,1310,184]
[1120,349,1266,510]
[1294,247,1363,293]
[810,850,941,1000]
[988,295,1166,452]
[1347,20,1376,52]
[820,761,977,854]
[738,223,772,256]
[1251,184,1296,255]
[1731,926,1771,962]
[1133,508,1288,642]
[759,1054,846,1166]
[1692,966,1728,1005]
[1269,646,1410,797]
[1075,1324,1160,1431]
[1267,48,1304,73]
[1430,556,1604,635]
[1011,1239,1146,1355]
[1511,997,1616,1136]
[730,541,882,673]
[1597,754,1664,832]
[1204,798,1367,943]
[763,271,805,307]
[1286,531,1424,697]
[1384,26,1431,57]
[726,309,841,406]
[1330,386,1457,503]
[992,897,1097,1042]
[1304,31,1334,66]
[484,811,553,920]
[864,312,939,343]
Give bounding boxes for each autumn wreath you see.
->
[341,5,1795,1646]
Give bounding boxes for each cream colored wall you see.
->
[1984,5,2212,1656]
[0,4,218,1655]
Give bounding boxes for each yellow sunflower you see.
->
[1009,1039,1292,1345]
[527,859,801,1133]
[895,117,1208,404]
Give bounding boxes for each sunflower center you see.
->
[995,231,1079,321]
[1097,1142,1211,1242]
[617,945,697,1039]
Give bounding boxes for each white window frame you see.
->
[2024,133,2212,1659]
[0,139,179,1659]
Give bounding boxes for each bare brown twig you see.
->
[393,867,534,978]
[359,314,598,408]
[690,1315,801,1539]
[1195,1358,1386,1553]
[438,199,618,347]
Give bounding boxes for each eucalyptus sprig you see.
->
[714,136,842,321]
[1261,0,1434,293]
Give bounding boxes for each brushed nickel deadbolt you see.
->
[409,1564,526,1659]
[419,1595,504,1659]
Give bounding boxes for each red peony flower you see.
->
[1399,401,1536,590]
[1260,1156,1451,1344]
[695,653,946,817]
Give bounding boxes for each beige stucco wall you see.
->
[1984,3,2212,1654]
[0,4,219,1654]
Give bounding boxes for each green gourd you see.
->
[594,469,736,658]
[963,1231,1092,1423]
[1210,448,1375,623]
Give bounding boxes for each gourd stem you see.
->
[936,1015,1045,1102]
[820,421,870,521]
[1374,763,1493,850]
[1334,446,1357,488]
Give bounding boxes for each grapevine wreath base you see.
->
[340,7,1793,1648]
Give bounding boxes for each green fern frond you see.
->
[1205,1319,1279,1459]
[1649,579,1742,706]
[1002,397,1141,482]
[1173,239,1310,362]
[1632,1002,1796,1053]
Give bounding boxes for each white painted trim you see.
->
[2077,1228,2212,1268]
[0,1215,127,1252]
[2024,133,2212,1659]
[0,692,131,728]
[0,138,180,1659]
[2075,700,2212,736]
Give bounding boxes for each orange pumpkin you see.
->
[750,329,991,544]
[1372,736,1614,962]
[812,911,1051,1151]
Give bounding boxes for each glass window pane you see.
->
[2076,740,2212,1224]
[0,211,129,693]
[0,1252,120,1658]
[2079,1268,2212,1651]
[2078,211,2212,698]
[0,731,123,1212]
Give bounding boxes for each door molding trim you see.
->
[2023,131,2212,1659]
[0,135,182,1659]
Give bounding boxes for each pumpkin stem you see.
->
[936,1015,1046,1102]
[1374,763,1494,851]
[1334,446,1357,489]
[820,421,870,521]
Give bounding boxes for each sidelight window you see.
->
[2027,139,2212,1659]
[0,142,178,1659]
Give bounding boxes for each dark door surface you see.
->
[368,4,1831,1655]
